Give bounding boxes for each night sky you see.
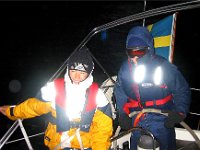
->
[0,1,200,150]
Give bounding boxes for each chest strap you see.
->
[123,94,172,114]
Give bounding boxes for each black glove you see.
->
[164,111,185,128]
[118,113,132,131]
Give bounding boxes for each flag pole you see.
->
[143,0,147,26]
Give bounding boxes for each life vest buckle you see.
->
[70,122,81,128]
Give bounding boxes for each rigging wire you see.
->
[191,88,200,91]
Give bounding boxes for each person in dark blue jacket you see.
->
[113,26,191,150]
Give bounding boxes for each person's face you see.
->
[130,56,139,65]
[126,46,149,65]
[69,70,89,84]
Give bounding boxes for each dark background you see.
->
[0,1,200,150]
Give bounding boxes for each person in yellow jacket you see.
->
[0,46,113,150]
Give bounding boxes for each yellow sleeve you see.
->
[90,109,113,150]
[5,98,53,120]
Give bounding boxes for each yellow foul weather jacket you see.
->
[5,97,113,150]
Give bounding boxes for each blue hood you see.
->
[126,26,155,57]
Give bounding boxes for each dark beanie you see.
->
[67,46,94,74]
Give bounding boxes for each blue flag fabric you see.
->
[147,13,177,63]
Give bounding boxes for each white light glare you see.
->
[154,66,162,85]
[41,82,56,108]
[134,65,145,83]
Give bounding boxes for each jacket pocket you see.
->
[44,123,61,150]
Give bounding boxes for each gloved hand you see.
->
[118,113,132,131]
[164,111,185,128]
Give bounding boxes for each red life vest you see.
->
[123,57,172,115]
[54,78,99,132]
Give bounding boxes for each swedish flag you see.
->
[147,13,177,63]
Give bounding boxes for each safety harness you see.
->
[123,94,172,114]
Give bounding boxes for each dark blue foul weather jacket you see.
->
[114,56,191,116]
[114,26,191,150]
